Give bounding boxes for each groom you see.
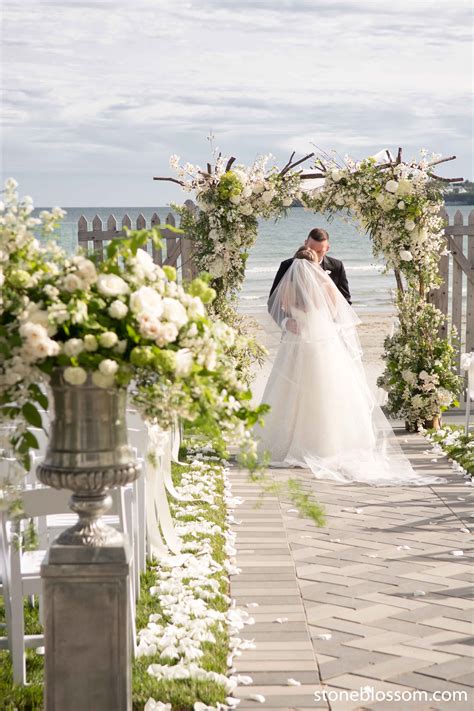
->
[268,227,351,328]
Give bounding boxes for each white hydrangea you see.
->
[99,331,119,348]
[98,359,119,376]
[63,366,88,386]
[63,338,85,357]
[108,300,128,319]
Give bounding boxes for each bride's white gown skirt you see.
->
[256,328,444,486]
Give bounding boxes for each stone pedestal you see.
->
[41,542,132,711]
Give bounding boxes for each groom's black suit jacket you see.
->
[269,255,351,303]
[268,255,351,326]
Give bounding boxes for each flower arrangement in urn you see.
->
[0,179,267,507]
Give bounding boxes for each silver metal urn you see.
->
[37,368,141,547]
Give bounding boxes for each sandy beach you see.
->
[245,309,397,405]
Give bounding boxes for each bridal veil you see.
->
[256,259,445,486]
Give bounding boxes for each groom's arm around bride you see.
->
[268,228,352,328]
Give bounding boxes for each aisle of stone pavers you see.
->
[229,430,473,711]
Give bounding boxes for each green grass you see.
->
[427,424,474,476]
[0,454,232,711]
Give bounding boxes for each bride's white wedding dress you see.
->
[255,259,445,486]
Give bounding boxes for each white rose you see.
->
[92,371,115,389]
[404,219,416,232]
[162,298,188,328]
[130,286,163,316]
[64,274,84,292]
[239,202,254,216]
[20,322,49,344]
[115,339,127,354]
[411,394,424,409]
[402,369,417,385]
[99,331,119,348]
[84,334,98,352]
[97,273,129,297]
[252,181,265,194]
[242,186,252,198]
[261,190,276,204]
[63,338,85,357]
[209,256,224,278]
[208,229,219,240]
[282,197,293,207]
[331,169,342,182]
[400,250,413,262]
[108,300,128,319]
[175,349,193,377]
[155,322,179,347]
[334,194,345,206]
[229,194,241,205]
[385,180,399,193]
[137,313,162,340]
[187,296,205,319]
[0,270,4,288]
[412,227,428,244]
[99,359,119,376]
[396,178,413,196]
[24,304,51,331]
[437,387,453,407]
[64,366,88,386]
[76,258,97,283]
[397,201,405,210]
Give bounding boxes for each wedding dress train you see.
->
[255,259,445,486]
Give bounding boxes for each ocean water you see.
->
[34,205,473,315]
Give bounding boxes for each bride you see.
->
[255,247,445,486]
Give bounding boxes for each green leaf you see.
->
[21,403,42,428]
[28,383,48,410]
[23,430,40,450]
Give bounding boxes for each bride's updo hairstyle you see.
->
[294,247,317,262]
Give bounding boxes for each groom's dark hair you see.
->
[307,228,329,242]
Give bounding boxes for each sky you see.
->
[1,0,473,206]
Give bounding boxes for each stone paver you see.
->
[229,429,473,710]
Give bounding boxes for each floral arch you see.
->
[156,148,463,429]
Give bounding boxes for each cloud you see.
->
[1,0,472,204]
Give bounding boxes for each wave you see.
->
[239,295,265,301]
[245,266,280,274]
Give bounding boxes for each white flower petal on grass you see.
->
[144,701,172,711]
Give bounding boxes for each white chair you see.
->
[0,486,136,685]
[461,352,474,434]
